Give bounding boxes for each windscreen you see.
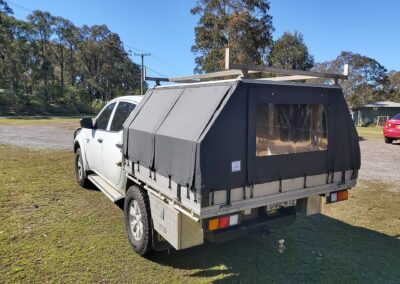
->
[256,103,328,156]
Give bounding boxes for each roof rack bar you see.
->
[145,48,348,86]
[143,66,169,86]
[229,62,348,81]
[259,75,319,81]
[169,69,259,83]
[145,76,169,86]
[225,48,348,84]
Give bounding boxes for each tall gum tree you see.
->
[191,0,274,73]
[267,31,314,70]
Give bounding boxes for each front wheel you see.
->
[75,148,90,188]
[385,137,393,144]
[124,185,153,256]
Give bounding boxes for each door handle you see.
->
[97,138,103,143]
[116,161,123,167]
[115,143,123,149]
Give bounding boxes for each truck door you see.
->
[102,101,136,189]
[86,102,116,173]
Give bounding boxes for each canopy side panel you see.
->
[126,88,183,168]
[331,89,361,171]
[198,83,248,191]
[154,84,232,186]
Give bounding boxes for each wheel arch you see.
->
[74,140,81,152]
[74,138,90,171]
[126,178,143,195]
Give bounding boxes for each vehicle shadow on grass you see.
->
[150,214,400,283]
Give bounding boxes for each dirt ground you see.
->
[0,123,76,150]
[0,121,399,283]
[358,137,400,182]
[0,122,399,181]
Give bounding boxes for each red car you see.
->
[383,113,400,144]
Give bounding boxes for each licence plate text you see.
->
[267,200,296,210]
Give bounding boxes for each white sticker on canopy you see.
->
[231,160,241,172]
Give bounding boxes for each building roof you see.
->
[355,101,400,109]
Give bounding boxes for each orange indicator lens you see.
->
[337,190,348,201]
[208,218,219,231]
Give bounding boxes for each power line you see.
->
[152,54,189,74]
[145,65,167,78]
[124,44,149,54]
[147,56,180,75]
[7,1,33,13]
[125,43,189,74]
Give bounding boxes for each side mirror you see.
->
[80,117,94,129]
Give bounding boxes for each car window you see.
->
[392,113,400,120]
[110,102,136,132]
[96,102,116,130]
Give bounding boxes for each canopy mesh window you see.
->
[256,103,328,156]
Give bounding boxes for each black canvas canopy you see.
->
[123,80,360,193]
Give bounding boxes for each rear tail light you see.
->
[327,190,348,203]
[219,216,230,228]
[385,122,396,128]
[208,214,239,231]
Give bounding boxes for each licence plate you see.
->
[267,200,296,210]
[396,125,400,129]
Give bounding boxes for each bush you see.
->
[91,99,105,113]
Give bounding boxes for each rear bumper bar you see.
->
[204,207,296,244]
[201,179,356,219]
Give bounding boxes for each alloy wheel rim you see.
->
[129,200,143,242]
[77,158,83,180]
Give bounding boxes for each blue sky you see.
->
[7,0,400,79]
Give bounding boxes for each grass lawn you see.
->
[356,126,383,139]
[0,117,81,126]
[0,146,399,283]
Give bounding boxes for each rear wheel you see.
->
[385,137,393,144]
[75,148,90,188]
[124,185,153,256]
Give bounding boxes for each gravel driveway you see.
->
[0,123,399,181]
[358,138,400,182]
[0,124,75,150]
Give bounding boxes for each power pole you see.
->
[134,52,151,95]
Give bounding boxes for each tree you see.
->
[191,0,274,73]
[385,71,400,102]
[28,11,56,103]
[313,51,388,106]
[79,25,141,101]
[0,6,142,113]
[52,17,77,89]
[0,0,13,61]
[267,31,314,70]
[0,0,12,20]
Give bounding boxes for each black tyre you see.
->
[385,137,393,144]
[124,185,153,256]
[75,148,90,188]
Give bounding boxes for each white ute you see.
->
[74,60,359,256]
[74,95,142,197]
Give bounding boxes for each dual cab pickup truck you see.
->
[74,78,360,256]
